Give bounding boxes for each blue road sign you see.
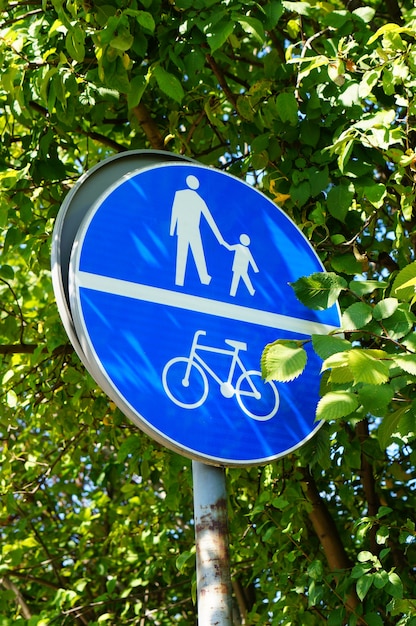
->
[69,162,341,466]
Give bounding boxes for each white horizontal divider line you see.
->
[77,271,339,336]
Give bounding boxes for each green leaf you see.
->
[309,166,329,195]
[65,25,85,62]
[290,180,311,207]
[367,23,414,45]
[206,21,234,53]
[237,17,265,43]
[176,549,195,573]
[290,272,347,310]
[307,559,324,580]
[116,435,141,462]
[288,53,329,76]
[153,66,184,103]
[271,495,290,510]
[358,384,394,416]
[338,138,354,173]
[388,598,416,617]
[110,29,134,51]
[282,1,313,16]
[330,253,363,275]
[327,183,354,222]
[316,391,359,421]
[372,298,399,321]
[357,574,374,601]
[359,70,380,99]
[0,264,15,280]
[392,262,416,301]
[377,507,393,519]
[357,550,375,563]
[342,302,373,330]
[322,349,364,372]
[328,365,355,384]
[322,350,351,371]
[127,74,148,109]
[392,354,416,376]
[348,350,390,385]
[263,1,284,28]
[6,389,17,408]
[275,92,298,126]
[328,609,347,626]
[311,334,351,360]
[353,6,376,22]
[387,571,403,599]
[364,183,387,208]
[382,306,415,340]
[349,280,388,296]
[261,340,307,382]
[236,95,255,121]
[134,10,156,32]
[377,406,410,450]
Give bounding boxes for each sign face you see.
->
[69,162,340,466]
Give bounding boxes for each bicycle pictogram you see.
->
[162,330,279,421]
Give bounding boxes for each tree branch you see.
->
[78,128,127,153]
[0,344,37,354]
[0,576,32,619]
[300,467,363,620]
[232,578,256,624]
[0,344,73,355]
[7,570,60,591]
[131,103,166,150]
[205,54,238,110]
[356,419,381,555]
[28,101,126,152]
[301,467,352,572]
[0,8,45,27]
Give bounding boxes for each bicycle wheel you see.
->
[162,357,208,409]
[235,370,279,421]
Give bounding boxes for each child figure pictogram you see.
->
[229,234,259,297]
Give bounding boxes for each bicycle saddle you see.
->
[224,338,247,351]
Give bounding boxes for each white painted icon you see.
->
[229,234,259,297]
[170,175,228,286]
[162,330,279,421]
[169,177,259,296]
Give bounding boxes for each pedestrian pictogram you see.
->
[68,161,341,466]
[170,175,259,297]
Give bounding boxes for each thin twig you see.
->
[205,54,238,109]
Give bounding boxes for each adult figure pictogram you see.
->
[170,175,227,286]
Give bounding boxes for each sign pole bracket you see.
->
[192,460,233,625]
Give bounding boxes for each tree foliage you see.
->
[1,0,416,624]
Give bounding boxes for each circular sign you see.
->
[68,161,340,466]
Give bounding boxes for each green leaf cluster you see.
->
[1,0,416,624]
[263,265,416,448]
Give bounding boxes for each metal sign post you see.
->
[192,461,233,626]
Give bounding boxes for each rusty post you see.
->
[192,461,233,625]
